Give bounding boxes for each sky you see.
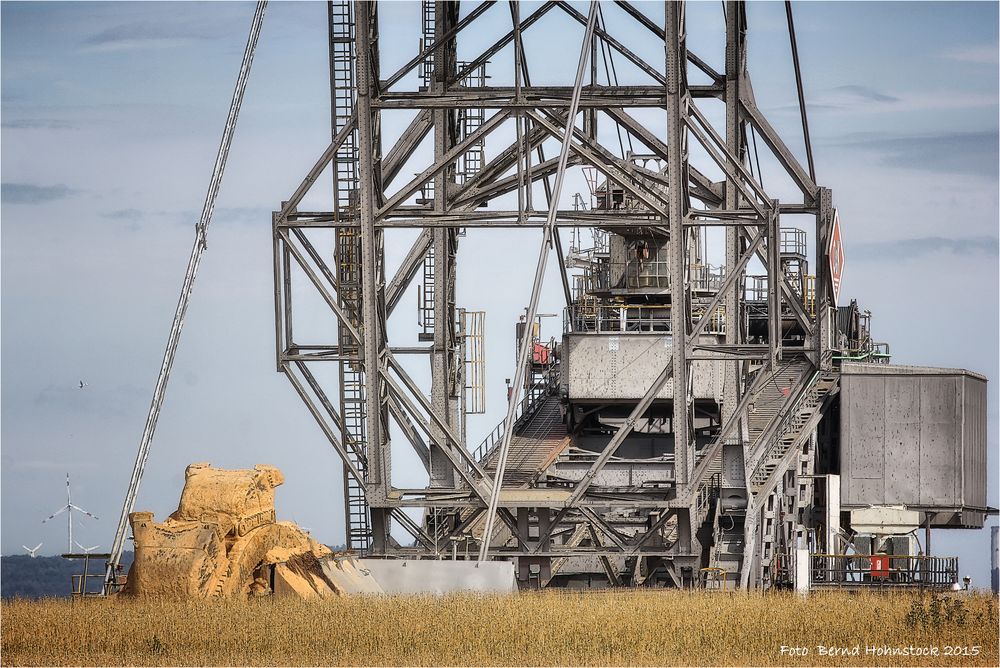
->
[1,1,998,586]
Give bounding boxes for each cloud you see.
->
[100,208,145,232]
[772,84,900,114]
[1,119,75,130]
[832,130,999,178]
[81,21,218,53]
[943,44,999,65]
[851,236,998,261]
[1,183,76,204]
[773,86,995,117]
[101,208,143,220]
[830,85,900,104]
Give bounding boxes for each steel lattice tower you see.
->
[273,0,844,589]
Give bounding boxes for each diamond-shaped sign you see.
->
[828,209,845,305]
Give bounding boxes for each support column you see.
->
[722,0,744,442]
[354,1,389,551]
[665,0,691,488]
[816,187,833,370]
[429,0,461,487]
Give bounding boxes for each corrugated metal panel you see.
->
[962,375,988,508]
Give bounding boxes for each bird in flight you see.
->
[79,380,88,389]
[22,543,43,558]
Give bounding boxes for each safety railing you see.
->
[745,275,768,302]
[690,264,726,292]
[583,261,725,294]
[64,553,112,597]
[565,303,669,334]
[471,378,549,466]
[566,302,726,336]
[701,566,730,590]
[745,273,816,318]
[747,369,825,490]
[563,299,726,334]
[780,228,807,257]
[809,554,958,588]
[691,303,726,335]
[71,572,106,598]
[696,473,722,520]
[584,260,669,291]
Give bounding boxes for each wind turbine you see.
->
[42,473,99,553]
[22,543,42,558]
[74,541,101,554]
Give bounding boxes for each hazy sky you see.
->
[2,1,997,585]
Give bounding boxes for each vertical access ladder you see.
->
[330,0,372,553]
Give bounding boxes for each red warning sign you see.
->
[828,209,845,305]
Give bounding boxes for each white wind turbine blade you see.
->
[34,542,42,552]
[70,504,99,520]
[42,505,69,523]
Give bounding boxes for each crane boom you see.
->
[104,1,268,593]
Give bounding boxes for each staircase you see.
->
[481,397,568,486]
[747,359,812,446]
[429,380,568,548]
[739,364,840,587]
[697,358,818,586]
[748,370,838,493]
[692,359,809,506]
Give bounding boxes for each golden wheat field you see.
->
[1,590,997,667]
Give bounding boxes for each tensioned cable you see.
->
[596,4,633,159]
[785,0,816,182]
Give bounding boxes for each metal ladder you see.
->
[462,309,487,414]
[418,246,436,341]
[419,0,435,89]
[456,61,486,184]
[330,0,371,553]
